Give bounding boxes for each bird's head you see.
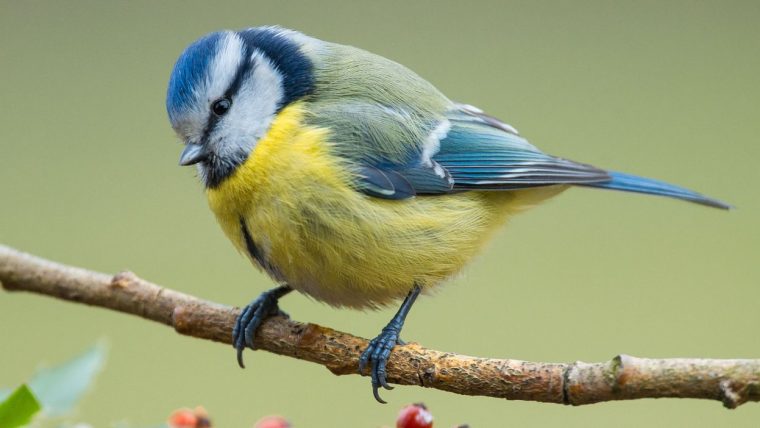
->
[166,27,315,187]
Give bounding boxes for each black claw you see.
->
[378,364,393,390]
[372,383,387,404]
[360,327,401,403]
[358,284,422,403]
[232,285,292,369]
[233,314,249,366]
[236,347,246,369]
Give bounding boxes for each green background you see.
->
[2,1,758,426]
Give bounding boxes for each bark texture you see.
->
[1,245,758,408]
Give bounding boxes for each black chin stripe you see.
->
[203,149,248,189]
[237,28,315,110]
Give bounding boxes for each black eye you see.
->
[211,98,232,116]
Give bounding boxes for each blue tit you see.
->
[165,26,729,403]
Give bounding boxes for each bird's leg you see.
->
[358,284,422,403]
[233,284,292,368]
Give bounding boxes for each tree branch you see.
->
[1,244,758,408]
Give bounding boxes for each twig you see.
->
[1,244,758,408]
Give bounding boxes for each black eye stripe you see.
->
[200,51,256,145]
[224,52,256,99]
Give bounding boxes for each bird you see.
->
[165,26,729,403]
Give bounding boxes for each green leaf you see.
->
[28,342,108,417]
[0,384,42,428]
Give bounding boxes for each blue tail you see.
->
[581,171,731,210]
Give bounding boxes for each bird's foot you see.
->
[359,326,402,404]
[232,285,292,368]
[357,284,422,404]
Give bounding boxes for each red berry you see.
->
[254,415,291,428]
[396,403,433,428]
[168,409,198,428]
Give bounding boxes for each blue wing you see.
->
[437,105,611,190]
[354,104,609,198]
[353,103,729,209]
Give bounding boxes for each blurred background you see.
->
[1,0,759,426]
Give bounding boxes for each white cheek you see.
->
[237,53,285,142]
[213,52,285,158]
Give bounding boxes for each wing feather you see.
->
[438,106,610,190]
[311,101,610,198]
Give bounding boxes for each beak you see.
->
[179,143,209,166]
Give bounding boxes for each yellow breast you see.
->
[207,103,563,308]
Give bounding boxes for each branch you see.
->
[1,244,758,408]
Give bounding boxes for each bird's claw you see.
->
[232,290,288,369]
[358,327,401,404]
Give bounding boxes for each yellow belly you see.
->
[207,103,564,308]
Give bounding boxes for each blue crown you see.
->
[166,32,224,125]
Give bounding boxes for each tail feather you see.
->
[581,171,731,210]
